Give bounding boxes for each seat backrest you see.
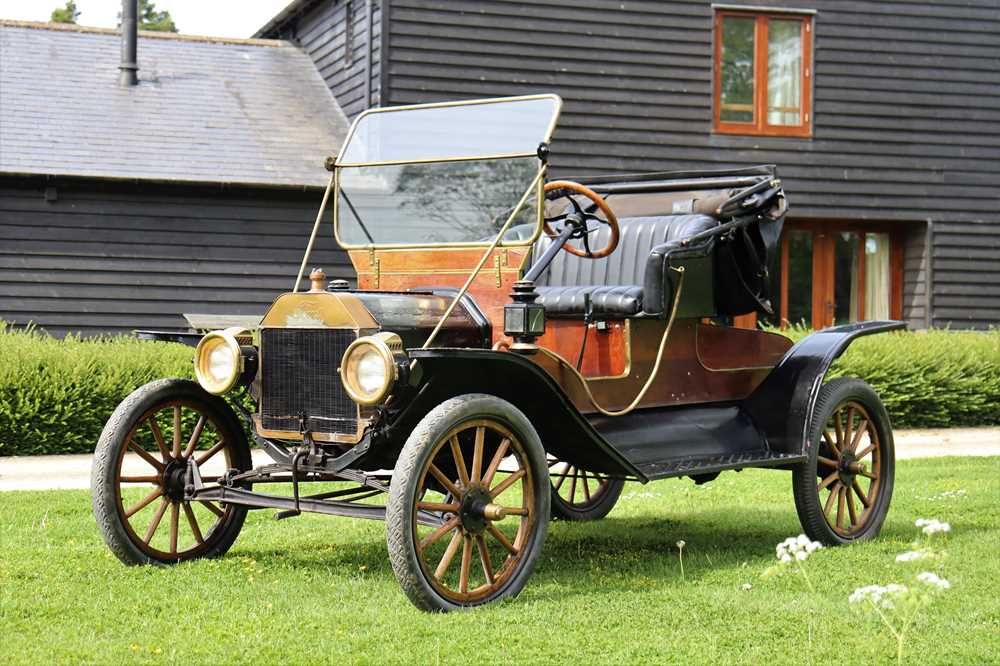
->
[533,215,717,287]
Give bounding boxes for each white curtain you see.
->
[865,233,891,319]
[767,20,802,126]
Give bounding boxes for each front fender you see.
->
[387,349,644,479]
[743,320,906,457]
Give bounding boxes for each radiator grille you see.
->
[260,328,357,436]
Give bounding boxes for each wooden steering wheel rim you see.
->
[542,180,620,259]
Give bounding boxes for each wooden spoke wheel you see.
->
[387,394,549,612]
[548,457,625,521]
[793,378,895,545]
[92,379,252,565]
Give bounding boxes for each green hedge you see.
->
[1,322,998,457]
[0,322,195,456]
[777,325,1000,429]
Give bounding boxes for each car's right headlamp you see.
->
[340,332,404,406]
[194,327,251,395]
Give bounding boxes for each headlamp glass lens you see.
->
[356,348,388,394]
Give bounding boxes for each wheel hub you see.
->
[162,459,187,501]
[837,450,868,486]
[458,485,498,534]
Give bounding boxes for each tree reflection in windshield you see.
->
[337,156,539,246]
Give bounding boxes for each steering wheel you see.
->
[543,180,620,259]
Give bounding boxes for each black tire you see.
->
[548,458,625,521]
[386,394,550,612]
[792,377,895,545]
[91,378,252,565]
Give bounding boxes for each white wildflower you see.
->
[676,540,686,549]
[915,518,951,536]
[896,549,932,563]
[775,534,823,564]
[741,583,753,591]
[916,572,951,590]
[849,583,909,609]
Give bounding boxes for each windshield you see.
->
[334,95,560,248]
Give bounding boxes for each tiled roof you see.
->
[0,21,349,188]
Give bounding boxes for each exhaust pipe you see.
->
[118,0,138,86]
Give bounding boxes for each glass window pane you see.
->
[786,230,812,327]
[767,19,803,126]
[864,233,891,319]
[338,96,560,164]
[834,232,860,325]
[720,16,756,124]
[337,157,539,246]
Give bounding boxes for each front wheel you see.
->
[792,377,895,545]
[91,379,252,565]
[386,394,550,612]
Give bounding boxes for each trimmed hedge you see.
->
[1,322,998,457]
[0,322,195,456]
[789,326,1000,430]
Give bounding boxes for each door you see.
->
[781,223,901,330]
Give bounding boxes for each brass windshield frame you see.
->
[334,94,562,168]
[332,94,561,251]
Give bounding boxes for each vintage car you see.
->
[92,95,901,612]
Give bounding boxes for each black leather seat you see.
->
[530,215,718,317]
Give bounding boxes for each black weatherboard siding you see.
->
[262,0,1000,330]
[0,177,349,337]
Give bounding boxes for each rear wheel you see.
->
[548,457,625,521]
[792,378,895,545]
[91,379,252,565]
[386,394,549,612]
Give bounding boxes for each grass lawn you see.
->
[1,456,997,665]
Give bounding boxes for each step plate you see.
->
[636,450,806,480]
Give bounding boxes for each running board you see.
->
[591,402,805,481]
[191,485,444,527]
[634,450,805,480]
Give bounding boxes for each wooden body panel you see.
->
[531,320,792,414]
[349,247,792,413]
[349,247,530,343]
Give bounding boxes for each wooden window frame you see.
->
[713,10,814,138]
[778,221,903,331]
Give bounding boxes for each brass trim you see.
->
[335,94,563,167]
[336,151,538,169]
[340,332,402,406]
[252,414,366,444]
[193,327,246,395]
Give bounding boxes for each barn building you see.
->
[257,0,1000,331]
[0,20,350,336]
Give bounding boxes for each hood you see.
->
[259,289,490,350]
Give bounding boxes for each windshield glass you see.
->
[334,96,560,248]
[337,157,539,246]
[337,96,560,165]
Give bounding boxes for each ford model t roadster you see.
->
[92,95,901,611]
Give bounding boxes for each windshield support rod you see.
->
[293,173,336,292]
[420,168,546,350]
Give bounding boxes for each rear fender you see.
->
[743,321,906,457]
[385,349,644,479]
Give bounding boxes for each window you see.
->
[776,223,903,330]
[714,10,813,137]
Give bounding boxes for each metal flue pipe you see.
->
[119,0,138,86]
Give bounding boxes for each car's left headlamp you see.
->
[194,327,251,395]
[340,332,405,406]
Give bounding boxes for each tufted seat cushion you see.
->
[534,285,644,317]
[531,214,718,317]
